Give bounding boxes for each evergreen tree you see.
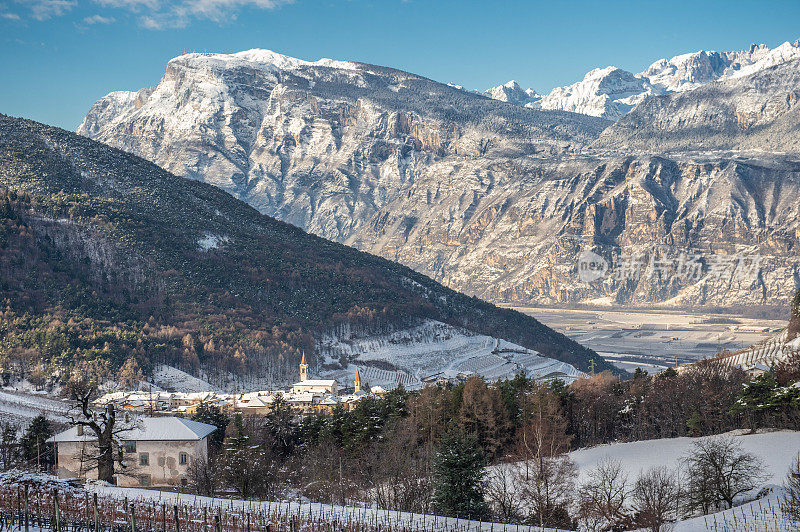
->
[192,402,229,451]
[432,429,489,519]
[262,396,298,458]
[20,414,53,471]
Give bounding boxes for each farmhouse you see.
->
[48,417,217,487]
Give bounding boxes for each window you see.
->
[180,478,188,487]
[124,441,136,454]
[139,453,149,466]
[139,475,151,487]
[179,452,189,465]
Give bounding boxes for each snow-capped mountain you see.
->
[596,57,800,152]
[641,40,800,91]
[79,47,800,311]
[484,39,800,120]
[483,80,540,107]
[537,66,661,120]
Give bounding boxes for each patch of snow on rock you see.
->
[197,232,228,251]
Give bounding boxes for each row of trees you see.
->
[570,437,767,531]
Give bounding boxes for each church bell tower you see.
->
[299,352,309,382]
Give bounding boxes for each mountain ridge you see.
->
[0,113,612,387]
[484,39,800,121]
[78,47,800,312]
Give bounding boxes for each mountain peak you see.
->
[166,48,359,73]
[486,37,800,121]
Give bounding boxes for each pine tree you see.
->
[192,402,229,451]
[20,414,53,471]
[432,429,489,519]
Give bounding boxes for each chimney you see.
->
[77,425,84,436]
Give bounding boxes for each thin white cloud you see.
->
[9,0,290,26]
[97,0,292,29]
[95,0,159,11]
[15,0,77,20]
[82,12,114,23]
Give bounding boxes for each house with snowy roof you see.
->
[48,417,216,488]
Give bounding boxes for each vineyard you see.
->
[0,484,566,532]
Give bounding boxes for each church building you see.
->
[291,352,339,395]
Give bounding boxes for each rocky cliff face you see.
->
[345,154,800,308]
[79,50,606,227]
[595,58,800,153]
[79,50,800,311]
[485,39,800,121]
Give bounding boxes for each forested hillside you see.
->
[0,115,610,387]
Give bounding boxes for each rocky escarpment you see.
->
[484,39,800,121]
[595,58,800,153]
[344,154,800,309]
[79,50,607,235]
[79,49,800,311]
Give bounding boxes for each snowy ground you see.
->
[567,429,800,487]
[569,430,800,530]
[0,389,72,427]
[316,320,583,390]
[88,484,567,532]
[151,365,215,393]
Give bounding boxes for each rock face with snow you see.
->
[596,58,800,152]
[79,48,800,311]
[537,66,660,120]
[78,50,606,225]
[483,80,540,107]
[484,40,800,121]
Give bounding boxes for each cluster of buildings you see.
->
[94,356,386,416]
[49,357,388,488]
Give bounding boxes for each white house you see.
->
[48,417,216,488]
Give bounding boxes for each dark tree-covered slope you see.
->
[0,115,612,384]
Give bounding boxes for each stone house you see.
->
[48,417,216,487]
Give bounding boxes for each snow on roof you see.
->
[294,380,336,386]
[48,417,216,443]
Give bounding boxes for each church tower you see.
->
[299,352,309,382]
[354,367,362,393]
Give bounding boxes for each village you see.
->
[92,354,386,417]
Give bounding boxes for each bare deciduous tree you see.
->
[514,383,576,528]
[65,375,132,483]
[188,455,220,497]
[780,454,800,520]
[577,458,630,531]
[632,466,681,532]
[485,462,521,522]
[683,436,768,513]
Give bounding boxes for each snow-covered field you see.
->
[0,390,72,427]
[87,485,567,532]
[568,429,800,488]
[151,364,215,393]
[317,320,583,390]
[567,430,800,531]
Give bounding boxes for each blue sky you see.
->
[2,0,799,130]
